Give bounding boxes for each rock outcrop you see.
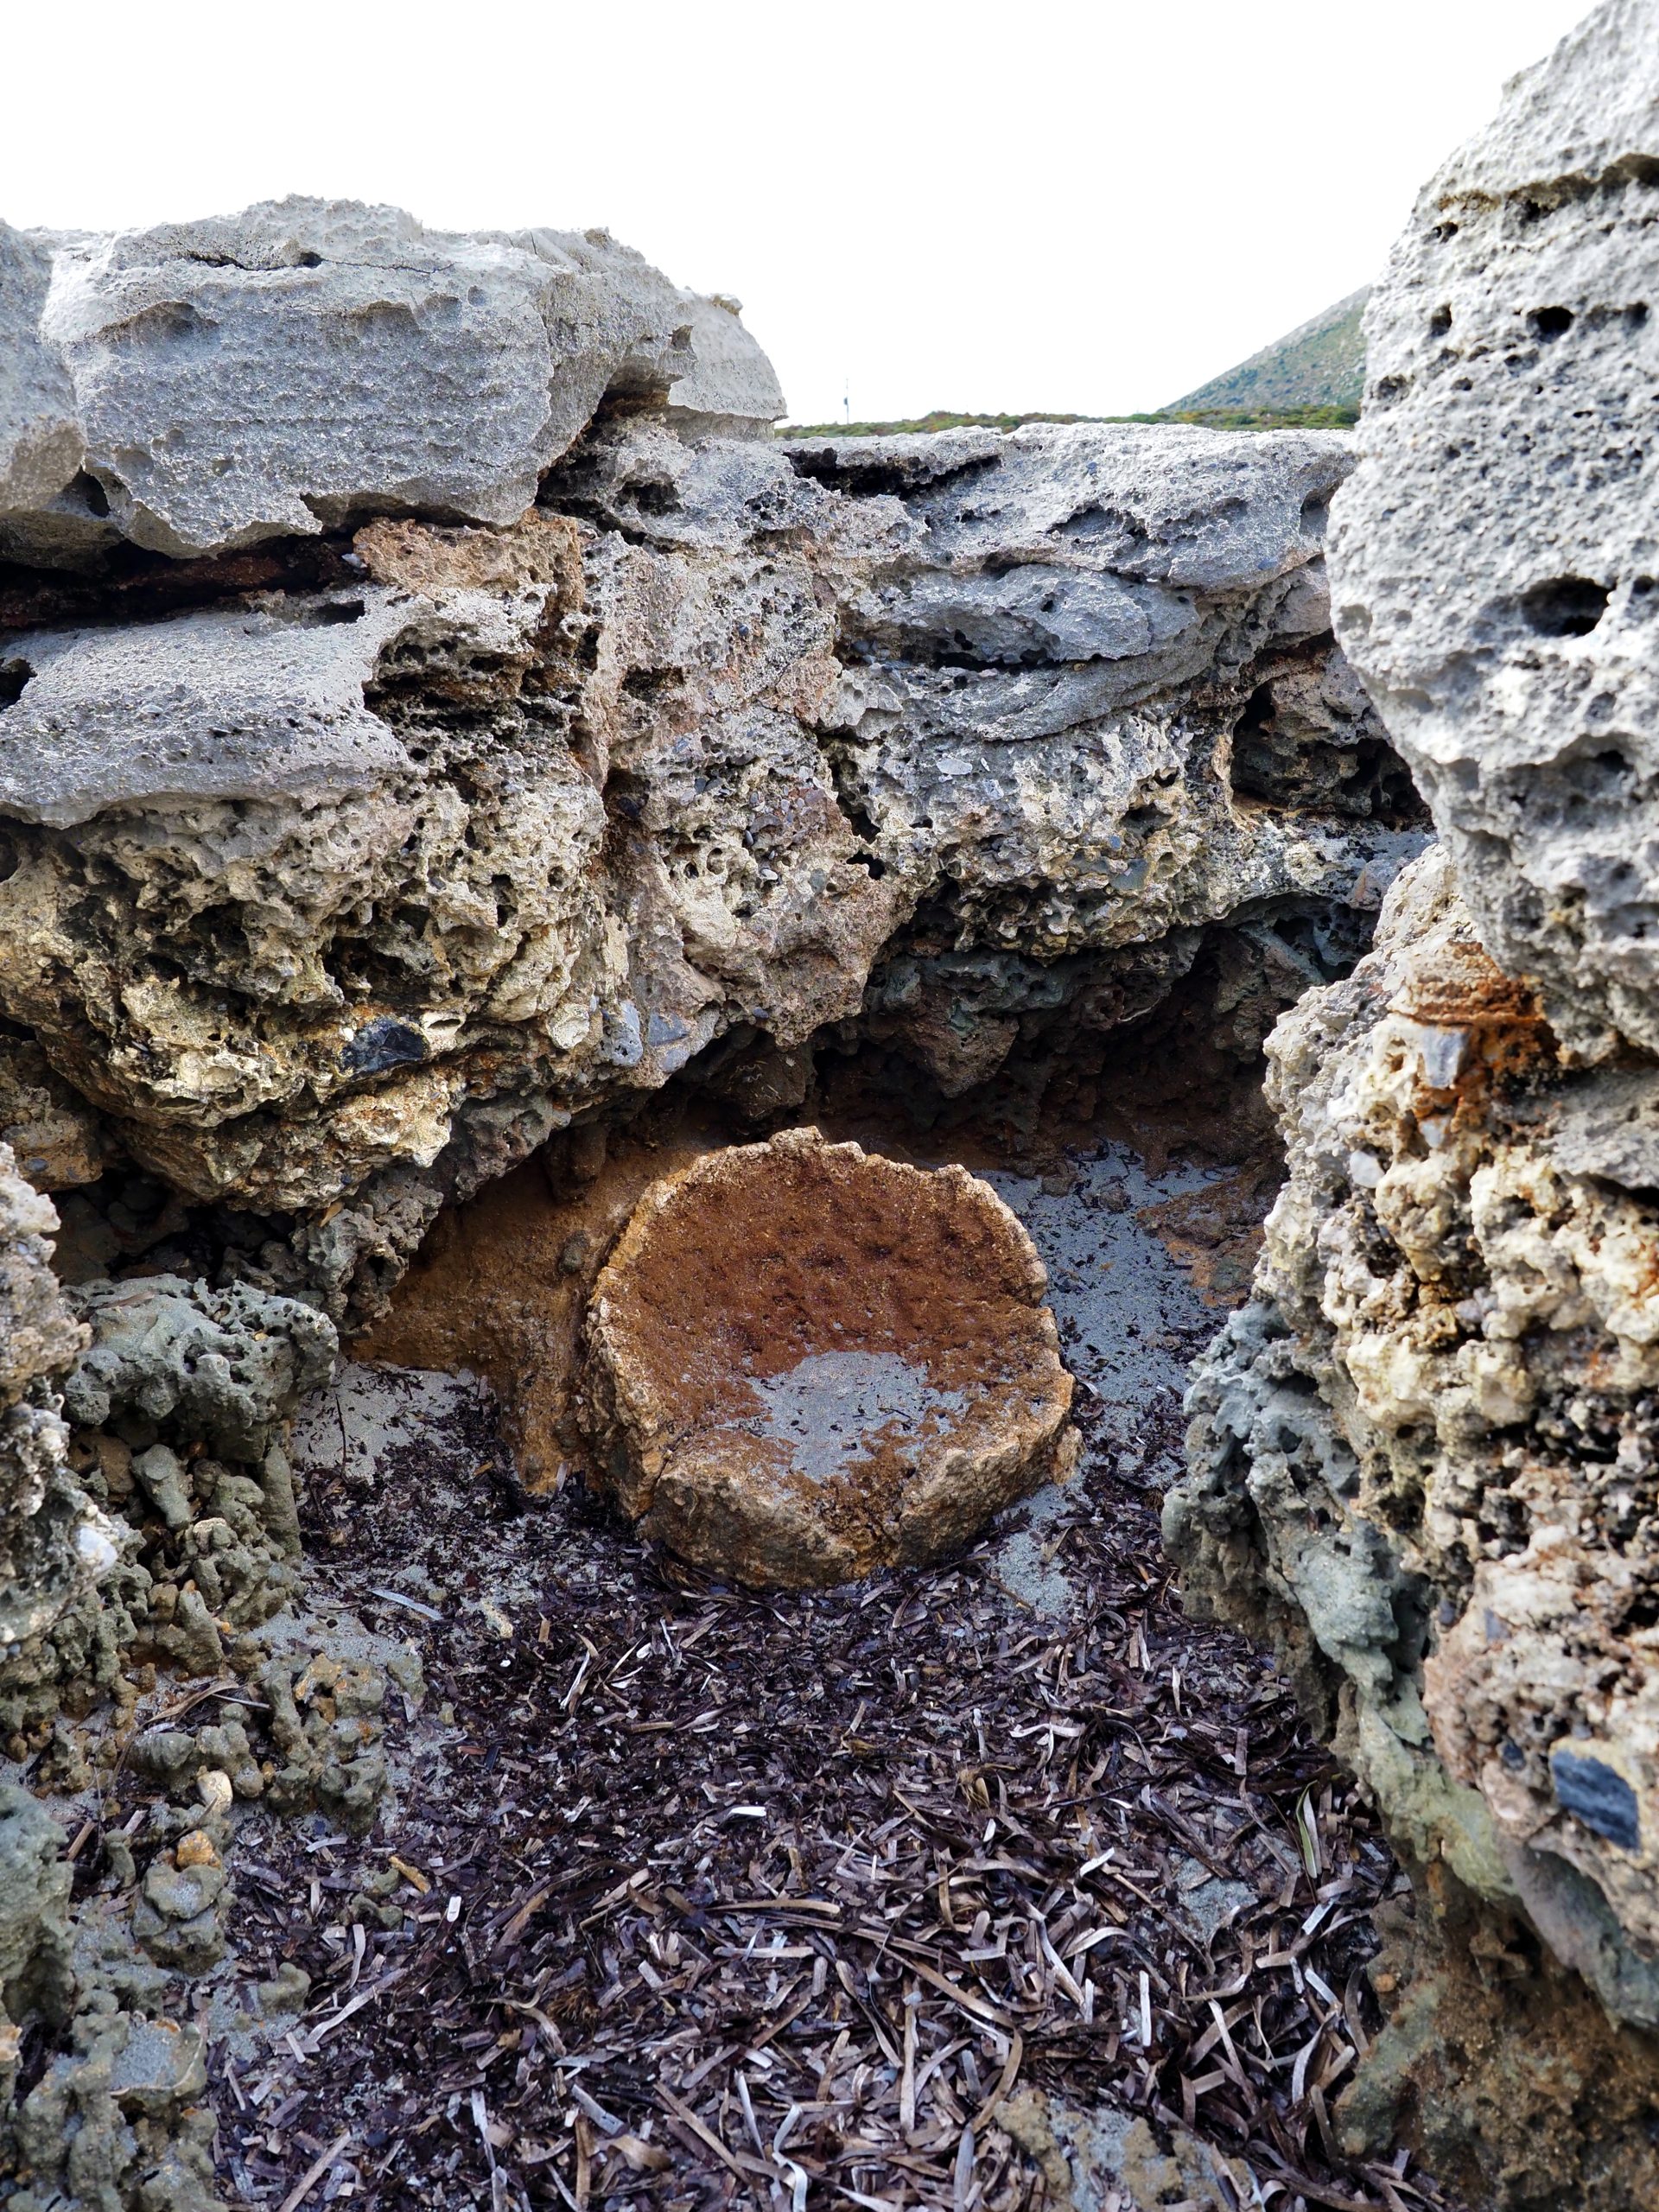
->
[0,203,1425,1726]
[1171,8,1659,2201]
[1,1257,335,1747]
[1167,847,1659,2202]
[0,197,1433,2212]
[0,199,783,564]
[577,1128,1076,1584]
[1329,0,1659,1062]
[1170,848,1659,1998]
[1,334,1421,1332]
[0,1149,109,1706]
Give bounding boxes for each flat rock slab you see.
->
[577,1127,1077,1586]
[0,199,784,564]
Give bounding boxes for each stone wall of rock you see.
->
[0,196,1436,2212]
[1327,0,1659,1061]
[1170,848,1659,1999]
[0,1147,105,1695]
[0,200,1426,1771]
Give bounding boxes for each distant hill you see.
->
[775,296,1372,442]
[777,397,1357,441]
[1162,289,1370,423]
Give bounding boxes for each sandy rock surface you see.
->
[578,1128,1076,1585]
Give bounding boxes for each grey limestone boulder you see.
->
[0,199,782,563]
[0,415,1427,1262]
[1330,0,1659,1058]
[0,590,416,827]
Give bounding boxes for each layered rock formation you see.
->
[0,200,1421,1714]
[0,194,1434,2212]
[0,273,1420,1339]
[1169,6,1659,2201]
[0,200,784,565]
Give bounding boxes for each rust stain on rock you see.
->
[576,1128,1077,1586]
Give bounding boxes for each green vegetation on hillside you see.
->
[1163,289,1369,417]
[778,410,1095,439]
[1152,402,1358,429]
[778,287,1369,444]
[776,401,1356,441]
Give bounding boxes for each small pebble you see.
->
[196,1768,234,1813]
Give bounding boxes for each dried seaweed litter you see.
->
[188,1372,1446,2212]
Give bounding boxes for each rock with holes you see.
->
[1,199,782,562]
[0,1139,122,1670]
[0,410,1427,1287]
[0,590,418,828]
[1329,0,1659,1059]
[1167,842,1659,2030]
[577,1128,1077,1586]
[787,420,1428,1086]
[61,1275,335,1465]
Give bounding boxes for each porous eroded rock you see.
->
[0,1141,116,1673]
[1179,12,1659,2189]
[0,378,1422,1326]
[0,1784,73,2063]
[0,199,783,563]
[1330,0,1659,1061]
[1,1254,335,1745]
[0,196,1439,2212]
[578,1128,1076,1585]
[1166,842,1659,2194]
[1168,845,1659,2018]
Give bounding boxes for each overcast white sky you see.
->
[3,1,1593,425]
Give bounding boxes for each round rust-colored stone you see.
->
[576,1128,1077,1587]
